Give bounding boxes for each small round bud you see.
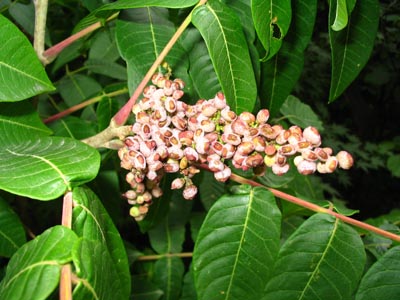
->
[183,185,198,200]
[256,109,270,124]
[336,151,354,169]
[297,160,317,175]
[303,126,321,145]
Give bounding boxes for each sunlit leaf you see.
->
[0,15,54,102]
[192,0,257,114]
[329,0,379,101]
[193,187,281,300]
[72,187,131,300]
[0,226,78,300]
[0,137,100,200]
[264,213,366,299]
[0,196,26,257]
[356,246,400,300]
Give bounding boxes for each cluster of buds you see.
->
[118,73,353,221]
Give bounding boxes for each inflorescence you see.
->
[118,73,354,221]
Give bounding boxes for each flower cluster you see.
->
[118,73,353,221]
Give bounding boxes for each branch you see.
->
[33,0,49,64]
[229,173,400,242]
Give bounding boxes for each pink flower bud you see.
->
[279,144,296,156]
[214,92,227,109]
[325,156,338,173]
[165,97,177,113]
[221,107,237,122]
[200,119,216,132]
[164,158,180,173]
[276,130,290,145]
[183,185,198,200]
[239,111,255,124]
[172,89,184,100]
[256,109,270,124]
[272,163,290,175]
[297,160,317,175]
[303,126,321,145]
[221,133,241,146]
[252,136,266,152]
[237,141,255,156]
[151,186,163,198]
[171,178,185,189]
[123,190,137,200]
[201,103,218,117]
[184,147,199,161]
[214,166,231,182]
[171,115,187,130]
[301,149,318,161]
[232,118,249,135]
[143,85,157,98]
[208,159,225,172]
[244,153,264,168]
[336,151,354,169]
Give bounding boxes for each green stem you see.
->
[43,88,129,124]
[137,252,193,261]
[33,0,49,64]
[229,173,400,242]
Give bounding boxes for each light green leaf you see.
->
[329,0,379,102]
[356,246,400,300]
[0,197,26,257]
[0,102,52,144]
[264,213,366,300]
[331,0,349,31]
[116,11,189,96]
[72,186,131,300]
[0,15,54,102]
[48,116,97,140]
[280,95,324,131]
[153,257,185,300]
[58,74,102,107]
[0,226,78,300]
[192,0,257,114]
[261,0,317,117]
[252,0,292,60]
[193,187,281,300]
[0,137,100,200]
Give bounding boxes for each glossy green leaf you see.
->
[193,187,281,300]
[280,95,324,131]
[261,0,317,117]
[0,197,26,257]
[264,213,366,300]
[0,226,78,300]
[0,137,100,200]
[331,0,349,31]
[153,257,185,300]
[72,186,131,300]
[48,116,97,139]
[96,96,121,131]
[58,74,102,107]
[252,0,292,60]
[0,102,52,144]
[329,0,379,102]
[0,15,54,102]
[89,29,121,62]
[84,59,127,80]
[356,246,400,300]
[192,0,257,114]
[116,13,188,96]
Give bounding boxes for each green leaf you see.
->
[84,59,127,80]
[331,0,349,31]
[197,171,226,211]
[193,187,281,300]
[329,0,379,102]
[96,96,121,131]
[48,116,97,140]
[116,12,188,96]
[261,0,317,117]
[131,276,163,300]
[153,257,185,300]
[0,137,100,200]
[72,186,131,300]
[387,154,400,178]
[148,189,192,254]
[0,15,55,102]
[0,102,52,144]
[279,95,324,131]
[264,213,366,300]
[356,246,400,300]
[57,74,102,107]
[0,226,78,300]
[192,0,257,114]
[180,264,197,300]
[89,29,121,62]
[252,0,292,60]
[0,196,26,257]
